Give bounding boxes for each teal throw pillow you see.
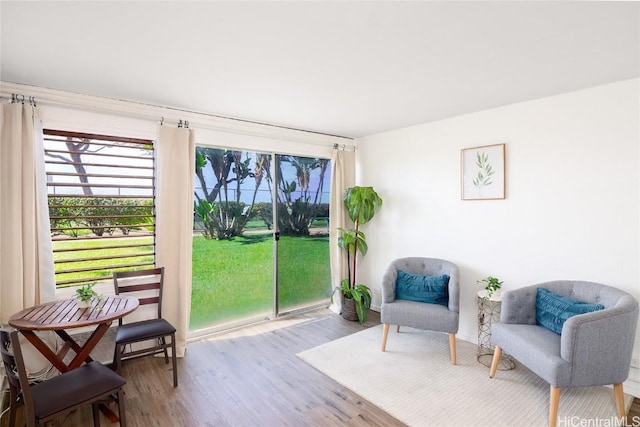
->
[536,287,605,334]
[395,270,449,306]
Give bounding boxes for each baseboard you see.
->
[624,378,640,398]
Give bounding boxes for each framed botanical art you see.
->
[461,143,506,200]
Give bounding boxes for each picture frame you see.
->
[461,143,506,200]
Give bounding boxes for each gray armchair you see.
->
[380,257,460,364]
[490,280,639,427]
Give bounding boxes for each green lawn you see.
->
[53,236,155,285]
[277,235,331,311]
[190,233,330,330]
[53,233,331,331]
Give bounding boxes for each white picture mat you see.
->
[461,143,505,200]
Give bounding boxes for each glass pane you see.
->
[190,148,274,331]
[276,155,331,313]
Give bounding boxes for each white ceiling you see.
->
[1,1,638,138]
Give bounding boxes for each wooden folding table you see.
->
[9,295,138,373]
[9,295,139,422]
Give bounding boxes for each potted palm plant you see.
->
[335,186,383,324]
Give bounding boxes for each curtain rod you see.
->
[9,94,38,106]
[1,83,356,149]
[333,143,356,151]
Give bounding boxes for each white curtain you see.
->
[328,147,355,314]
[0,102,56,324]
[155,125,195,357]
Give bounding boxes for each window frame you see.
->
[44,129,156,288]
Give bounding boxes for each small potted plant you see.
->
[477,276,503,300]
[75,283,103,308]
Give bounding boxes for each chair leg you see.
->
[381,323,390,352]
[8,386,17,427]
[396,325,400,333]
[489,346,502,377]
[114,343,123,373]
[92,403,101,427]
[171,333,178,388]
[448,333,457,365]
[116,388,127,427]
[614,383,625,420]
[161,337,169,364]
[549,385,560,427]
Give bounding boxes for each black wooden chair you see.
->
[1,329,21,427]
[113,267,178,387]
[1,330,127,426]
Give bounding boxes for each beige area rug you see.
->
[297,325,633,427]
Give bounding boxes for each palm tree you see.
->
[195,148,269,239]
[277,156,328,236]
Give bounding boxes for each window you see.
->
[44,129,155,288]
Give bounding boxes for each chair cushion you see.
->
[116,318,176,343]
[536,287,604,334]
[395,270,449,306]
[492,322,572,386]
[381,299,459,333]
[31,361,125,419]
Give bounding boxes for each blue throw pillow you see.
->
[395,270,449,306]
[535,288,605,334]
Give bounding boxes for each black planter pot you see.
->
[341,295,359,322]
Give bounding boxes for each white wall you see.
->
[355,79,639,360]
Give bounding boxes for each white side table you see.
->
[477,290,515,370]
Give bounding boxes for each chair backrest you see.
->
[0,328,11,354]
[1,330,36,416]
[114,267,165,322]
[0,329,20,391]
[499,281,638,387]
[537,280,635,309]
[381,257,460,312]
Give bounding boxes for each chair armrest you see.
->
[381,266,397,304]
[446,264,460,313]
[560,298,639,386]
[499,286,537,325]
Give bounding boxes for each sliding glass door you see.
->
[190,147,331,332]
[275,155,331,314]
[190,148,274,331]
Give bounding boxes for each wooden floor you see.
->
[2,308,640,426]
[2,309,404,427]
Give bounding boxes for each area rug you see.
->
[297,325,633,427]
